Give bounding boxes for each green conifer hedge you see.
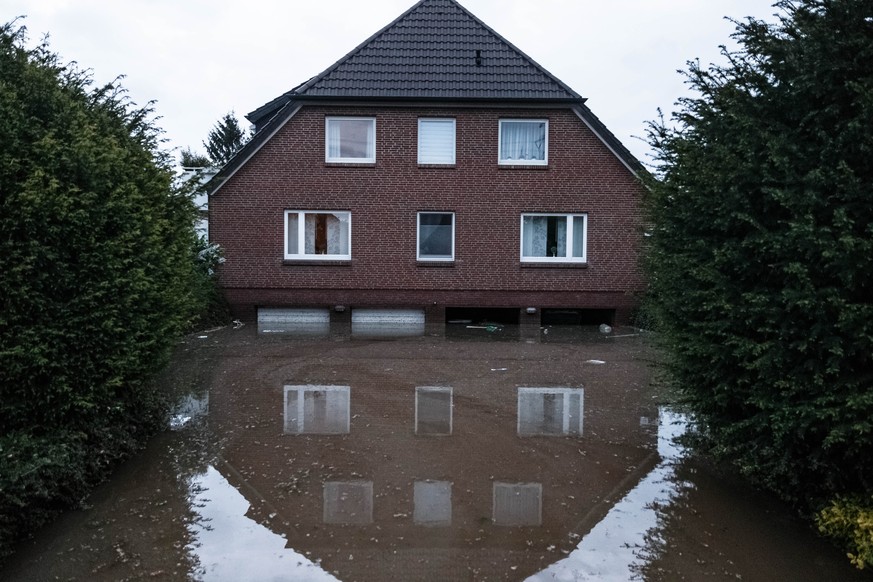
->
[645,0,873,565]
[0,22,206,559]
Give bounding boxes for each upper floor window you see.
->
[499,120,548,165]
[326,117,375,163]
[418,119,456,165]
[417,212,455,261]
[520,213,586,263]
[285,210,351,260]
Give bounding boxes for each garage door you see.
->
[351,309,425,337]
[257,308,331,336]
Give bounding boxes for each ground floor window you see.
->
[285,210,351,260]
[520,213,587,263]
[417,212,454,261]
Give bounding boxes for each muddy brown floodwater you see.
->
[2,324,870,581]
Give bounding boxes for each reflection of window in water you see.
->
[284,385,350,434]
[415,386,452,435]
[493,482,542,526]
[414,481,452,526]
[517,387,584,436]
[323,481,373,524]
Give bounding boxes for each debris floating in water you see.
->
[467,323,503,333]
[169,415,191,430]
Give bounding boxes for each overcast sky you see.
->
[3,0,779,165]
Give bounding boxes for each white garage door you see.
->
[351,309,425,337]
[257,308,331,335]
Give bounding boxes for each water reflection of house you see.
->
[208,0,647,335]
[208,380,660,581]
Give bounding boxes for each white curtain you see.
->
[556,219,566,257]
[327,121,343,159]
[523,216,547,256]
[304,213,350,256]
[304,214,316,254]
[328,119,373,160]
[330,213,350,255]
[501,121,545,161]
[523,216,565,257]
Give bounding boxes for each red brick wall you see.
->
[209,105,646,320]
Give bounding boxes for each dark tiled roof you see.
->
[248,0,582,125]
[298,0,582,101]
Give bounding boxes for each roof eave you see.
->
[296,94,587,105]
[571,104,647,179]
[207,99,302,196]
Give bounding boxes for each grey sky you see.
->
[3,0,778,164]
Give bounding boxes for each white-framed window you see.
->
[417,212,455,261]
[499,119,548,165]
[285,210,351,260]
[418,118,456,165]
[520,213,587,263]
[325,117,375,163]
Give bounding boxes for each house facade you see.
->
[208,0,646,333]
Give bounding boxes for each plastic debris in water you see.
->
[466,323,503,332]
[169,415,191,430]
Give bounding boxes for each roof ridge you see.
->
[293,0,433,96]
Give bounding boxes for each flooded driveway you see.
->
[2,326,869,581]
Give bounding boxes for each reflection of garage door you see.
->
[351,309,425,337]
[258,308,330,335]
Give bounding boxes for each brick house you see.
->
[208,0,646,334]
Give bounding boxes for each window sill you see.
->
[283,259,352,266]
[325,162,376,168]
[418,164,456,169]
[416,261,455,268]
[498,164,550,170]
[520,262,587,269]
